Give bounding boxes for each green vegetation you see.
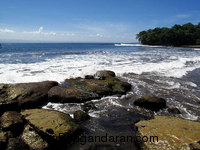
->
[136,22,200,46]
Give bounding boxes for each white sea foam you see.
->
[114,43,163,47]
[194,48,200,51]
[1,49,200,83]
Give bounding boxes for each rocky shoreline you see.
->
[0,70,199,150]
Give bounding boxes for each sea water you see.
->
[1,43,200,148]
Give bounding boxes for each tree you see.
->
[136,22,200,46]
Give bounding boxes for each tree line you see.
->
[136,22,200,46]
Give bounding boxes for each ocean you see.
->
[1,43,200,149]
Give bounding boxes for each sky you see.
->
[0,0,200,43]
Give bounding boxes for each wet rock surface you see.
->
[48,85,100,103]
[6,137,26,150]
[49,71,131,103]
[65,76,131,97]
[21,124,49,150]
[82,101,97,112]
[135,116,200,149]
[2,70,199,149]
[21,109,82,141]
[0,81,58,113]
[0,111,24,136]
[167,107,181,114]
[74,110,90,122]
[95,70,116,79]
[189,141,200,150]
[134,96,166,111]
[0,130,8,149]
[0,70,133,149]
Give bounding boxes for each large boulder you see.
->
[49,71,131,103]
[0,81,58,113]
[0,111,24,135]
[0,84,18,113]
[21,124,49,150]
[65,76,131,96]
[65,78,113,96]
[20,109,82,144]
[135,116,200,149]
[48,85,100,103]
[134,96,166,111]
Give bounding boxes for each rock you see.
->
[0,131,7,149]
[134,96,166,111]
[82,102,97,112]
[74,110,90,122]
[65,78,113,96]
[0,111,24,136]
[15,81,58,108]
[6,137,26,150]
[85,75,94,79]
[189,141,200,150]
[21,109,82,143]
[95,70,116,79]
[21,124,49,150]
[65,77,131,96]
[0,81,58,113]
[48,71,131,103]
[168,107,181,114]
[0,84,18,114]
[48,85,100,103]
[88,144,122,150]
[50,74,131,103]
[111,80,132,95]
[135,116,200,150]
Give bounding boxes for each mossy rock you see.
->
[0,111,24,135]
[65,76,131,96]
[0,130,7,149]
[74,110,90,122]
[135,116,200,149]
[21,109,82,141]
[21,124,49,150]
[95,70,116,79]
[65,78,113,96]
[48,85,100,103]
[0,81,58,113]
[6,137,27,150]
[134,96,166,111]
[189,141,200,150]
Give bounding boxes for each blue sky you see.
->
[0,0,200,43]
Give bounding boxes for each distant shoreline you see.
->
[139,44,200,49]
[181,45,200,48]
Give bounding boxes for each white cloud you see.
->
[0,23,136,42]
[23,26,56,35]
[175,14,190,18]
[96,33,103,37]
[0,28,15,33]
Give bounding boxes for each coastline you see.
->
[182,45,200,48]
[1,44,200,149]
[140,44,200,49]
